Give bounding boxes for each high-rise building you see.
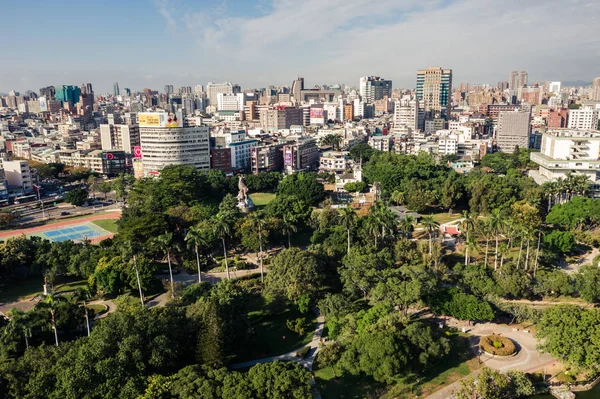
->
[39,86,55,99]
[100,124,140,154]
[509,71,528,90]
[206,82,234,108]
[113,82,120,96]
[194,85,204,94]
[498,81,509,91]
[55,85,81,106]
[591,77,600,102]
[568,106,599,130]
[217,93,245,111]
[164,85,174,95]
[359,76,392,104]
[124,88,131,96]
[548,81,561,94]
[393,96,419,132]
[496,109,531,152]
[138,112,210,176]
[416,67,452,119]
[81,83,93,95]
[291,77,304,102]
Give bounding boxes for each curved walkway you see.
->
[424,316,557,399]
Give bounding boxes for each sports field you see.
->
[0,212,120,243]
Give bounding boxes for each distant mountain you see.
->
[562,80,592,87]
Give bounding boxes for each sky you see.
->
[1,0,599,94]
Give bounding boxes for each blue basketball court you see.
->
[40,222,111,242]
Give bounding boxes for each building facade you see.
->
[359,76,392,104]
[100,124,140,154]
[139,112,210,176]
[416,67,452,119]
[496,110,531,152]
[530,129,600,183]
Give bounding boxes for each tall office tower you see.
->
[291,77,305,102]
[206,82,234,107]
[100,123,140,154]
[124,88,131,96]
[591,77,600,101]
[81,83,93,95]
[509,71,528,90]
[194,85,204,94]
[232,84,242,94]
[55,85,81,106]
[164,85,174,95]
[39,86,55,99]
[416,67,452,119]
[113,82,120,96]
[496,109,531,152]
[498,81,509,91]
[138,112,210,176]
[359,76,392,104]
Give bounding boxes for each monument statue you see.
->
[237,175,255,212]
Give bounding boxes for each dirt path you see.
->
[0,211,121,239]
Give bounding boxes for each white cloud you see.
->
[157,0,600,87]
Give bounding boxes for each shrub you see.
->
[286,317,308,336]
[480,335,516,356]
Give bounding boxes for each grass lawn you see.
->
[0,277,44,303]
[0,277,88,303]
[91,219,119,233]
[87,303,108,315]
[250,192,276,208]
[314,328,478,399]
[235,293,317,362]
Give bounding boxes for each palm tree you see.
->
[87,176,97,199]
[8,309,33,349]
[477,220,491,269]
[498,242,509,270]
[185,225,207,284]
[248,211,268,282]
[213,217,231,280]
[390,190,404,206]
[534,228,544,277]
[365,214,380,248]
[36,293,65,346]
[399,215,415,238]
[154,231,176,298]
[73,287,93,336]
[123,241,145,305]
[421,215,439,255]
[338,206,357,254]
[460,211,476,266]
[489,209,504,271]
[282,214,298,249]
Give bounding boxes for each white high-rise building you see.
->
[568,106,599,130]
[206,82,234,107]
[1,160,33,193]
[217,93,246,111]
[100,124,140,154]
[591,77,600,102]
[138,112,210,176]
[548,81,561,94]
[393,96,419,132]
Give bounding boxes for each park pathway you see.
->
[230,313,325,371]
[423,316,558,399]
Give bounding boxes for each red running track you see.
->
[0,212,121,240]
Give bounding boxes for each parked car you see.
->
[60,211,70,216]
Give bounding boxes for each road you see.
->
[14,202,121,225]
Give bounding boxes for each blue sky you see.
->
[1,0,599,94]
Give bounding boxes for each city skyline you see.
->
[2,0,600,94]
